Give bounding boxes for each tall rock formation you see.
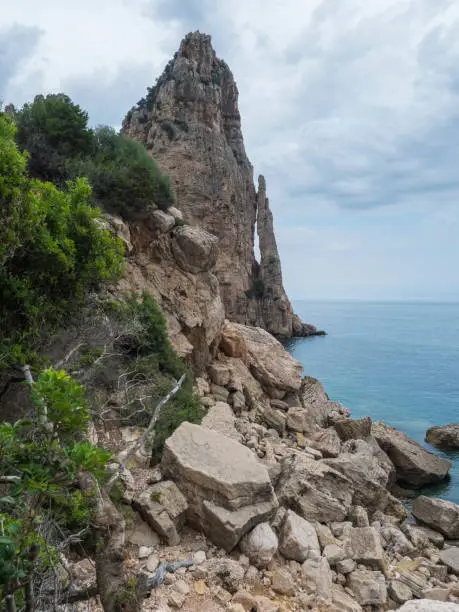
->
[123,31,320,338]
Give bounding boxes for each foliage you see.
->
[14,94,93,183]
[69,126,175,217]
[30,368,90,442]
[151,378,204,463]
[0,368,112,601]
[0,114,124,367]
[104,292,205,461]
[112,292,185,379]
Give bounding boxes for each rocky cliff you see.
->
[122,31,320,338]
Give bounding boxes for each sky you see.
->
[2,0,459,300]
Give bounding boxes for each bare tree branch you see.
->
[106,374,185,489]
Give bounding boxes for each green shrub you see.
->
[0,115,124,367]
[70,126,175,217]
[0,368,112,601]
[14,94,93,183]
[151,379,205,463]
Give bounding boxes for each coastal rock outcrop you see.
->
[372,421,452,488]
[412,495,459,539]
[123,31,320,338]
[426,423,459,450]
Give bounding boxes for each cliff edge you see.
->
[122,31,322,338]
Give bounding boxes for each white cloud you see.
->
[2,0,459,299]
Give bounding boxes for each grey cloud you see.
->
[0,23,43,98]
[63,62,155,126]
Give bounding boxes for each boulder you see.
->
[412,496,459,539]
[240,523,278,568]
[398,602,459,611]
[426,424,459,450]
[276,453,353,523]
[380,524,415,555]
[167,206,183,220]
[300,557,333,600]
[440,547,459,575]
[310,428,341,458]
[133,481,188,545]
[334,417,372,441]
[389,580,413,604]
[324,439,405,518]
[220,321,249,362]
[201,401,242,442]
[151,209,175,233]
[279,509,321,562]
[262,406,286,435]
[402,522,444,550]
[347,569,387,607]
[330,586,363,611]
[161,423,278,550]
[372,421,451,488]
[222,322,303,392]
[286,406,307,432]
[208,362,231,387]
[172,225,218,273]
[271,568,295,596]
[300,376,346,430]
[345,527,386,571]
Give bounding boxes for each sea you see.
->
[285,300,459,505]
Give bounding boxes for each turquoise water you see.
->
[286,300,459,504]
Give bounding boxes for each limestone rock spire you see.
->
[123,31,322,338]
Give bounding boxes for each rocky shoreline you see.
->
[59,31,459,611]
[66,318,459,612]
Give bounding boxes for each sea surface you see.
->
[286,300,459,504]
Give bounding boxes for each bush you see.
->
[0,368,112,602]
[14,93,93,183]
[0,114,125,367]
[70,126,175,218]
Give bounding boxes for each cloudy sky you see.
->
[2,0,459,300]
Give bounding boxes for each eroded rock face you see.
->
[372,421,452,488]
[412,496,459,539]
[123,31,317,338]
[172,225,218,274]
[161,423,278,550]
[220,321,303,393]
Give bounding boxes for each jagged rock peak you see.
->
[123,32,322,338]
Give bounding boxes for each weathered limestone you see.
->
[324,439,405,517]
[412,496,459,539]
[334,417,372,441]
[300,377,345,431]
[398,601,459,611]
[276,453,353,523]
[240,523,278,568]
[439,547,459,575]
[426,424,459,450]
[309,428,341,458]
[372,421,452,487]
[347,569,387,607]
[132,481,188,545]
[151,210,175,233]
[300,557,333,600]
[123,31,315,337]
[161,423,278,550]
[279,509,321,562]
[201,401,242,441]
[345,527,386,571]
[220,322,303,392]
[172,225,218,274]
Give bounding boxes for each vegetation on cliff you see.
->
[0,96,202,609]
[12,94,175,218]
